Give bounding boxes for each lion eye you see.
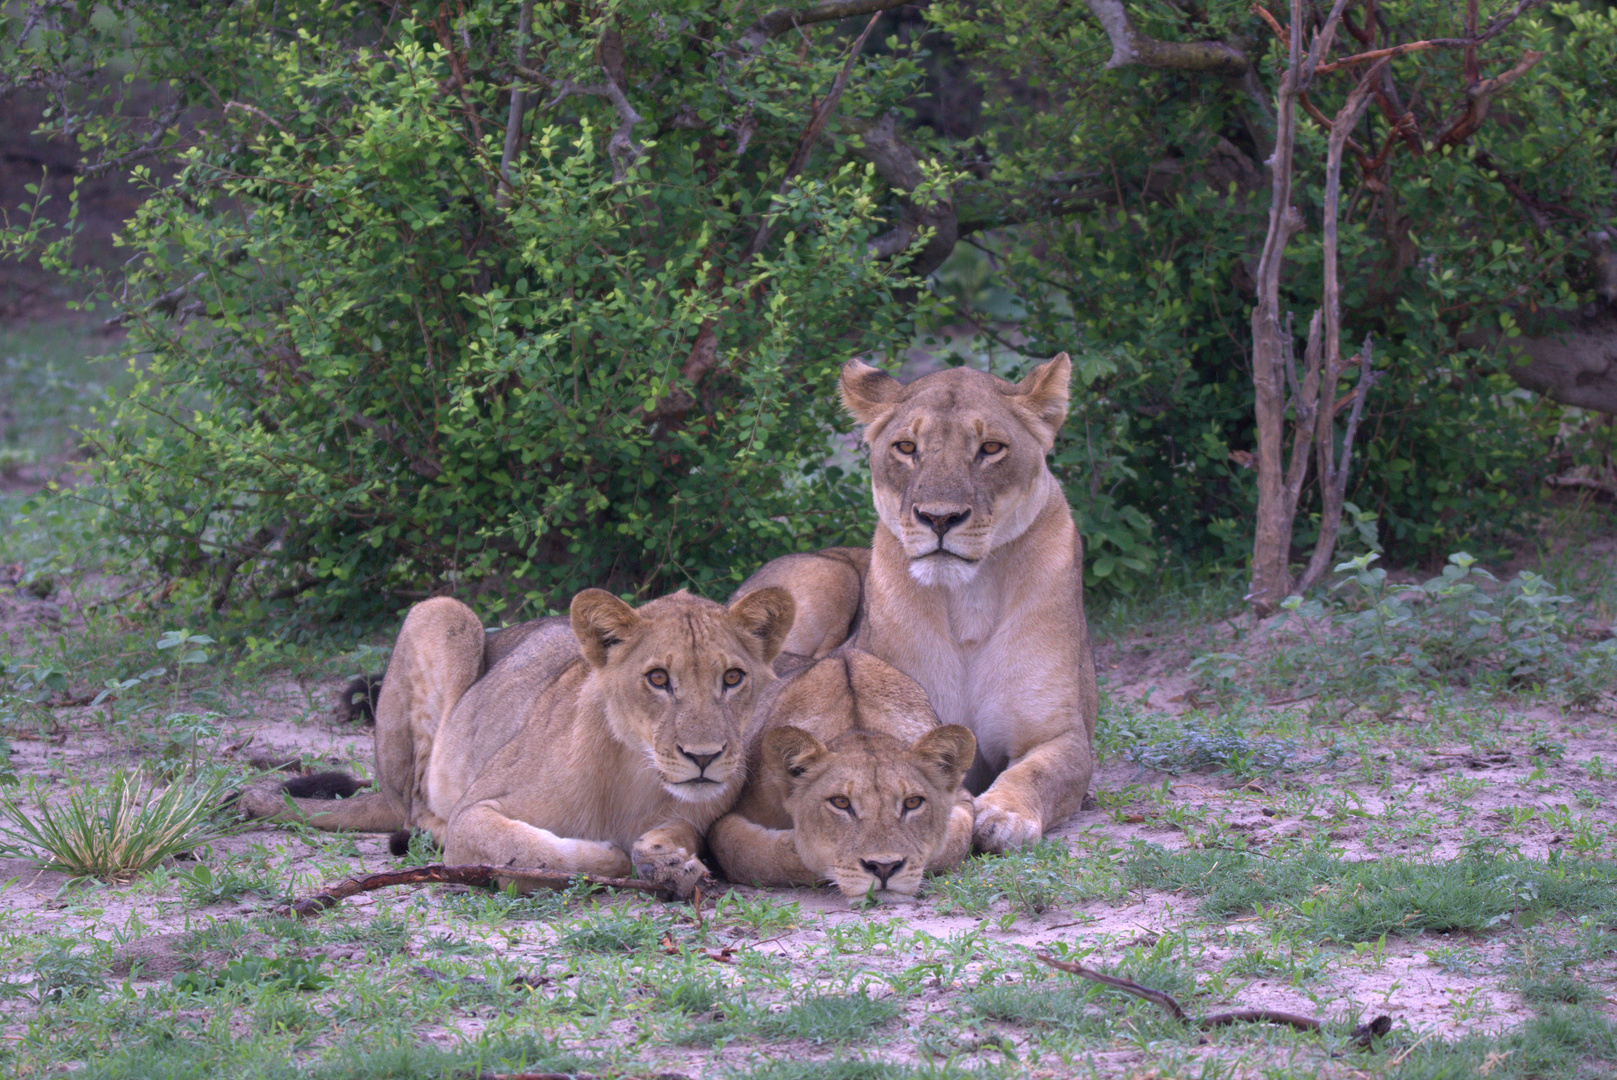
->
[894,440,916,455]
[646,669,670,689]
[980,441,1005,456]
[903,795,925,811]
[723,668,744,688]
[829,795,852,811]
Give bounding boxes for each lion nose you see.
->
[679,745,725,774]
[914,505,970,538]
[860,858,907,888]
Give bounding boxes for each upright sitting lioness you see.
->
[733,354,1098,852]
[708,648,976,898]
[240,588,794,897]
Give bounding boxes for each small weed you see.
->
[712,891,800,934]
[171,956,330,994]
[931,839,1109,916]
[1127,716,1299,777]
[558,910,668,953]
[1519,977,1601,1007]
[177,861,282,906]
[763,992,902,1042]
[33,942,105,1001]
[323,913,411,955]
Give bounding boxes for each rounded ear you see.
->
[1006,352,1071,445]
[569,589,642,669]
[912,724,977,790]
[839,358,905,430]
[763,726,829,791]
[727,586,796,665]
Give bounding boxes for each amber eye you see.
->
[829,795,852,811]
[723,668,744,688]
[894,440,916,455]
[646,669,669,689]
[980,441,1005,455]
[903,795,925,811]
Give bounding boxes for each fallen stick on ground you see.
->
[1033,953,1391,1043]
[281,863,662,917]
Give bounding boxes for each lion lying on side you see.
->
[240,587,795,898]
[708,648,976,898]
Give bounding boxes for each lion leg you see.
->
[372,596,487,827]
[707,813,818,889]
[442,802,632,880]
[928,791,977,872]
[238,789,406,833]
[972,730,1093,853]
[632,820,719,899]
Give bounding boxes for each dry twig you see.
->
[280,863,661,918]
[1033,953,1392,1041]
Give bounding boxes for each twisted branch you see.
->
[281,863,662,918]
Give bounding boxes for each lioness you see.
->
[707,648,976,898]
[733,353,1098,852]
[240,587,795,897]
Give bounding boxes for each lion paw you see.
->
[972,800,1043,853]
[632,842,715,900]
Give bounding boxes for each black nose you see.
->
[914,506,970,538]
[679,746,724,773]
[860,858,907,887]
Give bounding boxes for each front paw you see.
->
[972,798,1043,853]
[632,841,716,900]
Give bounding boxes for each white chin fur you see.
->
[663,778,731,804]
[908,555,980,589]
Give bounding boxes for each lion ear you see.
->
[1008,353,1071,445]
[839,358,905,431]
[727,586,796,665]
[912,725,977,790]
[763,726,829,791]
[570,589,642,669]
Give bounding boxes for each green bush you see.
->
[926,0,1617,577]
[14,2,936,620]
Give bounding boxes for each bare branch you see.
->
[1296,64,1385,595]
[281,863,662,918]
[495,1,534,211]
[741,12,881,261]
[1434,49,1545,149]
[740,0,910,53]
[1033,953,1390,1037]
[844,113,958,277]
[80,100,188,178]
[1086,0,1249,77]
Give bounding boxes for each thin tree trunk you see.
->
[1296,64,1387,593]
[1247,0,1356,615]
[495,1,534,211]
[1246,0,1307,615]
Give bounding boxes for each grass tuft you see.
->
[0,768,235,879]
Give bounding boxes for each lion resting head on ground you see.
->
[708,649,975,898]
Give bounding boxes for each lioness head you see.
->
[763,722,976,898]
[570,587,795,803]
[840,353,1071,588]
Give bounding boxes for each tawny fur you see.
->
[239,588,795,897]
[707,648,975,898]
[734,354,1099,852]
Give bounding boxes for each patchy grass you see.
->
[2,328,1616,1078]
